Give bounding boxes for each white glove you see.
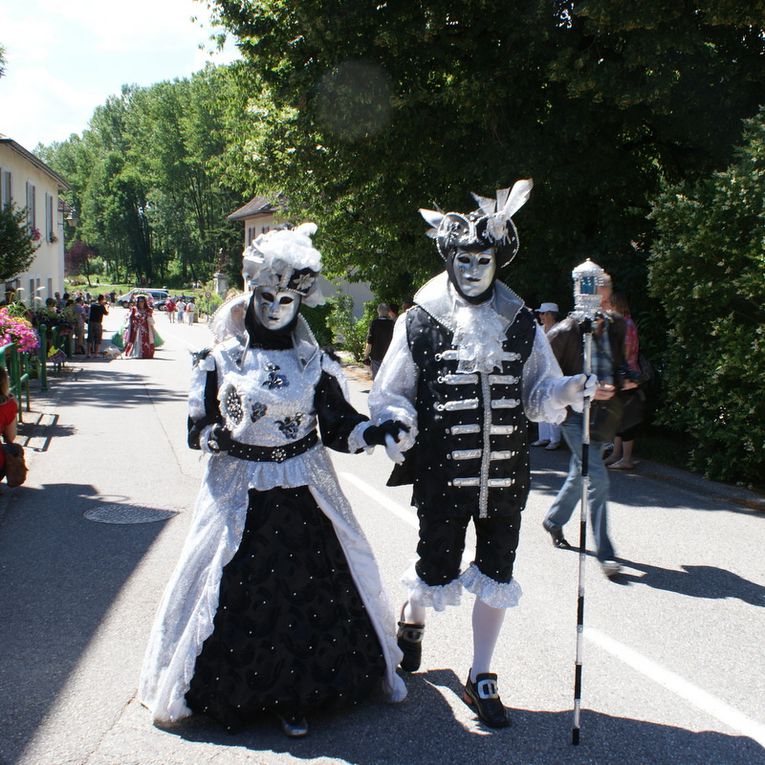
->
[555,373,597,413]
[384,433,406,464]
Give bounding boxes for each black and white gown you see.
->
[139,317,406,728]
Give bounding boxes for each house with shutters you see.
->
[227,194,372,317]
[0,134,69,304]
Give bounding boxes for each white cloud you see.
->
[0,0,240,149]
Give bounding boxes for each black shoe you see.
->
[462,672,510,728]
[396,612,425,672]
[543,520,572,549]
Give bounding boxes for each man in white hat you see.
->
[531,302,562,449]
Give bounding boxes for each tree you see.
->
[648,108,765,483]
[206,0,765,322]
[0,204,37,281]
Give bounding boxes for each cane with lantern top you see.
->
[569,258,608,745]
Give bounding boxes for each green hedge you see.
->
[648,108,765,484]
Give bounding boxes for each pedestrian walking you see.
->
[86,294,109,357]
[364,303,395,379]
[368,180,595,728]
[542,268,625,578]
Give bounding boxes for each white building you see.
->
[0,135,69,304]
[227,195,372,317]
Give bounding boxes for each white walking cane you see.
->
[569,259,606,746]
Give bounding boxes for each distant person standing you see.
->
[176,298,186,324]
[364,303,395,379]
[87,294,109,357]
[185,300,196,325]
[531,302,562,450]
[165,296,176,322]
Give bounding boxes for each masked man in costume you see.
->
[368,181,595,728]
[140,224,408,738]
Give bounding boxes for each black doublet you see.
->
[400,304,537,519]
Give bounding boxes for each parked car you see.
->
[116,288,169,308]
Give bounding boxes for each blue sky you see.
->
[0,0,240,151]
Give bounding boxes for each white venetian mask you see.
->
[451,248,497,298]
[253,287,300,331]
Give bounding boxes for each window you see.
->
[261,225,270,234]
[46,193,55,241]
[26,181,36,231]
[47,277,53,299]
[0,170,11,209]
[29,279,35,299]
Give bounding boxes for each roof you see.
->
[227,194,284,222]
[0,135,70,190]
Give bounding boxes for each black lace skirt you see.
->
[185,485,386,730]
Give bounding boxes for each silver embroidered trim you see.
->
[490,450,517,460]
[502,351,522,361]
[451,477,480,487]
[450,449,482,460]
[491,398,520,409]
[479,373,492,518]
[491,424,517,435]
[489,374,519,385]
[487,478,515,487]
[460,563,522,609]
[438,373,478,385]
[435,398,479,412]
[435,349,460,361]
[449,424,481,435]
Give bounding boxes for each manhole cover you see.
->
[84,504,180,524]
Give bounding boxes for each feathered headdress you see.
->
[419,179,533,267]
[241,222,324,307]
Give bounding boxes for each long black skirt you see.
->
[185,485,386,730]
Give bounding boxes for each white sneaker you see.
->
[545,441,561,450]
[601,560,622,579]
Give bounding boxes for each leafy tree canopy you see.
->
[0,204,37,282]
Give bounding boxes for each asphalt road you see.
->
[0,307,763,765]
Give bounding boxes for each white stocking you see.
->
[470,597,506,681]
[403,599,427,625]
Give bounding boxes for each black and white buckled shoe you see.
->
[278,713,309,738]
[396,609,425,672]
[462,671,510,728]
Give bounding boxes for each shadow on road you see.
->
[0,482,174,765]
[158,668,764,765]
[613,558,765,607]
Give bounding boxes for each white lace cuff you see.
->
[198,425,215,454]
[401,561,462,612]
[348,420,373,454]
[460,564,522,609]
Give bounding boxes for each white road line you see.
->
[339,471,418,529]
[586,627,765,748]
[341,470,765,747]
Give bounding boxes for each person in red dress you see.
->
[124,295,156,359]
[0,367,20,482]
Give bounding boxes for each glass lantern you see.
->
[571,259,606,321]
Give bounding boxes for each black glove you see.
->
[363,420,410,447]
[208,423,233,453]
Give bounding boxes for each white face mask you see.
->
[452,248,497,298]
[254,288,300,331]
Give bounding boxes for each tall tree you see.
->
[207,0,765,317]
[0,204,37,281]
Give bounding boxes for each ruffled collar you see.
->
[414,272,525,373]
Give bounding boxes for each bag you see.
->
[589,397,624,443]
[3,443,28,487]
[618,388,647,433]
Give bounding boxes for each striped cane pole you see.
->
[572,317,593,745]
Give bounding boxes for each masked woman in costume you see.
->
[139,223,407,738]
[123,294,156,358]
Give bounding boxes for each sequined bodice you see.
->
[214,343,321,447]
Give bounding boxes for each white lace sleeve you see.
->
[522,327,569,424]
[367,315,418,430]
